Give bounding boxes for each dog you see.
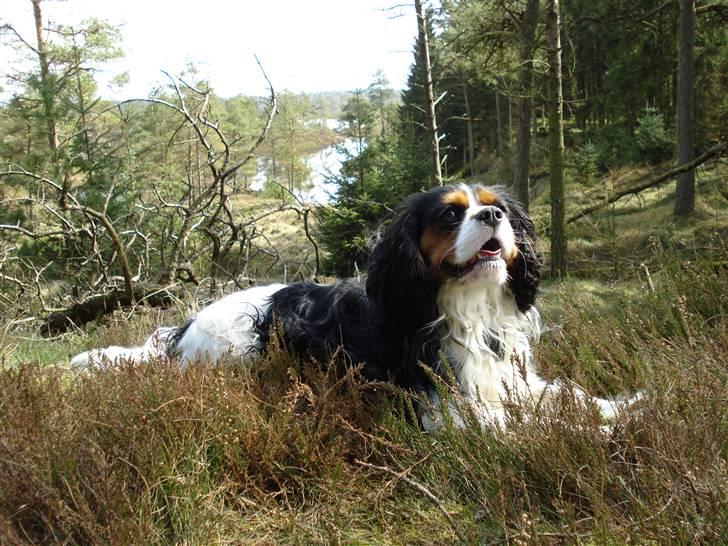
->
[72,183,629,429]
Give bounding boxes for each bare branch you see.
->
[568,141,727,224]
[219,56,277,180]
[0,23,40,54]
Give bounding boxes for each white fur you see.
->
[452,184,516,273]
[426,276,542,427]
[175,283,285,365]
[422,274,627,431]
[70,326,179,369]
[70,283,285,369]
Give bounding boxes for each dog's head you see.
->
[366,183,541,317]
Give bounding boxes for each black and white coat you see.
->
[72,183,622,428]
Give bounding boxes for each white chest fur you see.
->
[436,279,541,410]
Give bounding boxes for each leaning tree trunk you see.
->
[674,0,696,216]
[414,0,443,187]
[513,0,540,210]
[546,0,567,277]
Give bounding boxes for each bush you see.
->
[634,107,674,164]
[0,350,393,544]
[568,140,600,185]
[592,121,638,168]
[589,109,674,169]
[317,134,428,276]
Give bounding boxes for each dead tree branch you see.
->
[567,141,727,224]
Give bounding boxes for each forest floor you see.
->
[0,162,726,543]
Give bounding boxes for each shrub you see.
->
[317,134,428,276]
[634,107,674,164]
[569,140,600,185]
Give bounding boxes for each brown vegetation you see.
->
[1,251,726,544]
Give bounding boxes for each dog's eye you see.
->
[442,207,460,221]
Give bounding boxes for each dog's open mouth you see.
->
[471,238,502,263]
[443,238,503,277]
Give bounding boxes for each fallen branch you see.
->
[567,141,727,224]
[40,284,183,336]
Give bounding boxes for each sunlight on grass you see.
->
[1,249,726,544]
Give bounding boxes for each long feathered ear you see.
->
[502,194,541,312]
[365,196,438,324]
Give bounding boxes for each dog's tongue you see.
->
[478,248,502,258]
[478,238,502,259]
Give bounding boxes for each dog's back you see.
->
[256,280,391,379]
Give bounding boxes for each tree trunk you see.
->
[513,0,540,210]
[462,82,475,176]
[31,0,64,204]
[495,90,504,156]
[414,0,443,187]
[547,0,567,277]
[674,0,696,215]
[41,284,181,336]
[508,96,513,149]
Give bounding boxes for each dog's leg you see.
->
[70,326,177,369]
[535,378,642,423]
[420,389,508,431]
[70,284,287,369]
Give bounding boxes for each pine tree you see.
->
[547,0,567,277]
[674,0,696,215]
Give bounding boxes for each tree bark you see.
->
[674,0,696,215]
[414,0,443,187]
[41,285,181,336]
[31,0,65,206]
[495,90,504,156]
[547,0,567,277]
[513,0,540,210]
[462,82,475,176]
[69,205,136,304]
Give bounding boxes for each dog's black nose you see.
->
[474,206,503,226]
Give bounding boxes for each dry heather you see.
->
[1,252,727,544]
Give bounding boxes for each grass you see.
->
[1,167,727,543]
[530,161,728,278]
[1,248,727,544]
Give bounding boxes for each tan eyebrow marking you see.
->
[476,188,497,205]
[442,190,469,208]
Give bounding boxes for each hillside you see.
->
[1,228,725,544]
[531,161,728,278]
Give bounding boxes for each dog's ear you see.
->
[366,195,438,323]
[502,194,541,312]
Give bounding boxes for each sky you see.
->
[1,0,418,100]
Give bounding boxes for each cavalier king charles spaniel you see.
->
[72,183,627,429]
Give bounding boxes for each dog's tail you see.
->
[70,326,181,369]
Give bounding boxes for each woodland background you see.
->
[0,0,726,543]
